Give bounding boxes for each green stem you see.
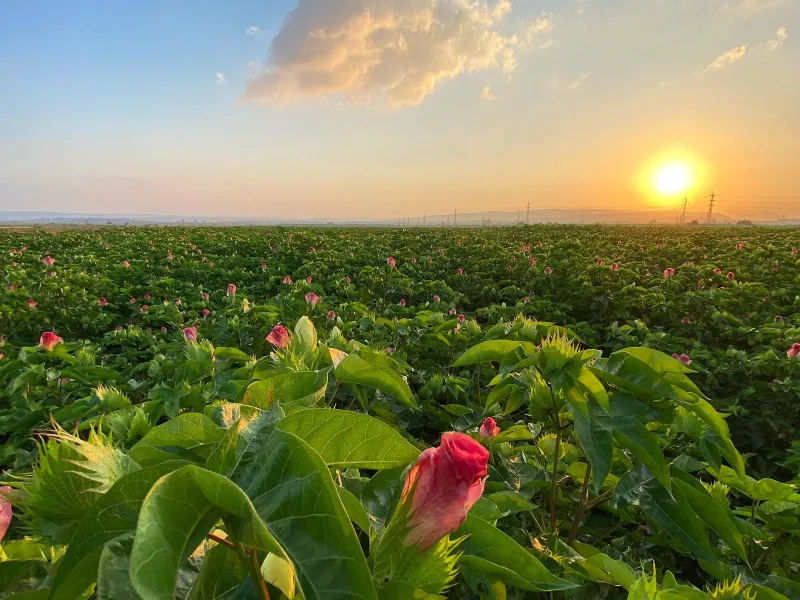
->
[550,413,562,536]
[234,542,270,600]
[568,464,591,546]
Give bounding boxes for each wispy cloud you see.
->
[721,0,795,17]
[243,0,553,110]
[548,72,591,92]
[765,26,788,50]
[215,72,227,85]
[704,45,747,72]
[480,85,499,101]
[246,26,261,36]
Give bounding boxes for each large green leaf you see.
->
[335,354,417,410]
[456,515,575,592]
[96,534,139,600]
[129,465,285,600]
[278,408,420,469]
[607,415,671,493]
[190,542,248,600]
[233,429,378,600]
[205,404,284,477]
[128,413,225,467]
[452,341,537,367]
[243,371,327,409]
[50,461,187,600]
[572,407,613,494]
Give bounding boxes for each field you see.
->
[1,224,799,599]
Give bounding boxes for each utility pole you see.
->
[453,209,458,226]
[526,202,531,224]
[680,198,688,225]
[706,191,716,224]
[423,214,426,226]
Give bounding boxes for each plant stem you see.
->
[550,413,562,535]
[568,464,591,546]
[234,541,270,600]
[207,532,235,549]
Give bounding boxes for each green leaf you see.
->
[96,534,139,600]
[335,354,417,410]
[456,515,575,592]
[452,341,537,367]
[128,413,225,467]
[671,470,748,563]
[338,487,372,533]
[50,461,188,600]
[608,415,671,493]
[205,405,284,477]
[214,347,253,363]
[279,408,420,470]
[129,465,285,600]
[243,371,327,409]
[191,542,248,600]
[572,408,613,494]
[232,429,378,600]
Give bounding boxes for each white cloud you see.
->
[243,0,552,109]
[548,72,590,92]
[765,26,788,50]
[479,85,499,101]
[721,0,795,17]
[246,26,261,36]
[703,45,747,72]
[216,72,227,84]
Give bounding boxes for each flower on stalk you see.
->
[400,432,489,550]
[523,296,531,304]
[40,332,63,352]
[458,314,465,323]
[183,327,198,342]
[449,308,457,315]
[226,283,237,297]
[664,267,675,278]
[283,275,293,284]
[267,325,290,349]
[42,255,55,267]
[457,268,463,275]
[611,263,619,271]
[788,344,800,360]
[433,295,440,302]
[98,297,109,307]
[387,256,397,268]
[479,417,500,439]
[306,277,313,284]
[203,308,211,319]
[544,266,553,275]
[682,317,691,324]
[305,292,320,307]
[201,292,209,301]
[597,259,604,266]
[122,261,130,267]
[327,310,336,321]
[27,298,38,309]
[726,271,735,280]
[400,299,406,307]
[713,268,722,275]
[672,353,692,366]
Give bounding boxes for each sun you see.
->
[653,161,693,196]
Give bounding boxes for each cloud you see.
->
[765,26,788,50]
[548,72,590,92]
[216,72,227,84]
[479,85,499,101]
[246,26,261,36]
[703,45,747,72]
[721,0,795,17]
[243,0,551,109]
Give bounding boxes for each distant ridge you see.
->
[0,208,750,226]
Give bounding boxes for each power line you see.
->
[706,191,716,224]
[526,201,531,224]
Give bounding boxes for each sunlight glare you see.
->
[653,162,693,196]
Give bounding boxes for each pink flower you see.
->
[457,268,463,276]
[530,258,537,266]
[305,292,321,307]
[449,308,457,315]
[141,305,149,312]
[713,268,722,275]
[306,277,313,284]
[203,308,211,318]
[310,247,316,253]
[201,292,209,301]
[345,276,351,284]
[524,296,531,304]
[145,293,152,300]
[428,257,432,263]
[42,255,55,267]
[411,257,417,263]
[227,283,237,297]
[479,417,500,439]
[682,317,691,324]
[433,295,441,302]
[597,259,604,266]
[544,266,553,275]
[122,261,130,268]
[161,326,168,333]
[183,327,198,342]
[267,325,290,349]
[792,247,797,257]
[129,297,136,304]
[400,299,406,307]
[327,310,336,321]
[400,432,489,550]
[672,353,692,366]
[387,256,397,269]
[175,298,182,306]
[774,315,783,322]
[27,298,37,309]
[0,486,12,542]
[726,272,735,280]
[458,314,465,323]
[283,276,293,284]
[167,253,174,261]
[46,271,55,278]
[611,263,619,272]
[39,332,63,352]
[663,268,675,279]
[99,297,109,307]
[787,344,800,359]
[386,347,395,354]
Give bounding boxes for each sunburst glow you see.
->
[653,161,693,196]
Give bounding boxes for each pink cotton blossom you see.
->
[479,417,500,439]
[611,263,619,271]
[203,308,211,319]
[327,310,336,321]
[305,292,321,307]
[544,266,553,275]
[306,277,313,284]
[597,259,604,266]
[400,432,489,550]
[458,313,465,323]
[449,308,457,315]
[141,305,149,312]
[682,317,691,324]
[433,295,440,302]
[524,296,531,304]
[122,261,130,268]
[227,283,237,297]
[671,353,692,366]
[713,268,722,275]
[42,255,55,267]
[457,268,463,275]
[183,327,198,342]
[663,268,675,279]
[726,272,735,281]
[27,298,37,309]
[39,332,63,352]
[283,276,293,284]
[400,299,406,307]
[99,297,109,307]
[266,325,290,349]
[387,256,397,269]
[201,292,209,301]
[0,486,11,542]
[787,344,800,359]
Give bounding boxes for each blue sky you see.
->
[1,0,798,219]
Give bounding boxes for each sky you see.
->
[1,0,798,220]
